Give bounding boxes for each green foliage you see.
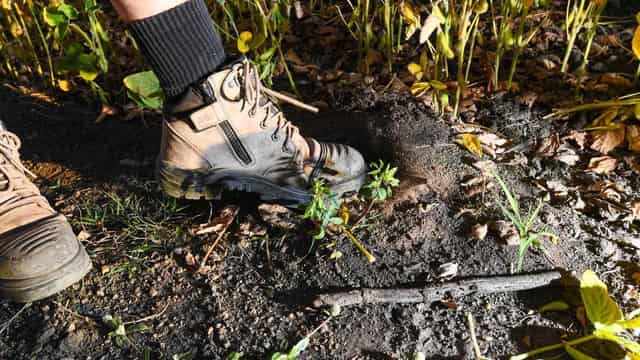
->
[303,179,343,240]
[102,314,148,348]
[492,171,557,272]
[363,160,399,202]
[123,71,164,110]
[511,270,640,360]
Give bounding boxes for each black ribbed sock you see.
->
[129,0,226,99]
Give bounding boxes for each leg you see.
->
[119,0,367,204]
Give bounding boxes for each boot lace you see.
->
[0,131,44,215]
[239,60,318,153]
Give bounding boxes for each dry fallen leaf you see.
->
[536,134,560,158]
[493,220,519,246]
[588,156,617,174]
[630,201,640,221]
[627,124,640,152]
[591,126,625,154]
[633,25,640,60]
[555,145,580,166]
[599,73,634,89]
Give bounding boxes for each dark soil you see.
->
[0,84,639,360]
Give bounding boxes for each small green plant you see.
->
[102,314,148,348]
[304,179,376,263]
[561,0,606,74]
[511,270,640,359]
[492,171,556,272]
[363,159,400,202]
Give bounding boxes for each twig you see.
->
[53,301,97,324]
[467,312,489,360]
[123,303,170,325]
[0,302,31,337]
[198,207,238,272]
[312,270,561,307]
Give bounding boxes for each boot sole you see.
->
[0,244,92,303]
[157,160,367,205]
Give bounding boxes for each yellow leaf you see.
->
[590,108,619,128]
[339,205,350,226]
[619,316,640,330]
[539,300,570,313]
[628,352,640,360]
[460,133,483,156]
[410,82,431,95]
[400,1,420,40]
[633,26,640,60]
[580,270,623,326]
[237,31,253,54]
[591,126,625,154]
[429,80,447,90]
[407,63,422,75]
[57,79,71,92]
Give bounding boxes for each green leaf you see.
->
[59,4,79,20]
[288,337,310,358]
[564,344,598,360]
[226,353,242,360]
[620,317,640,329]
[594,329,640,353]
[539,300,570,313]
[123,71,164,110]
[580,270,623,326]
[43,7,67,27]
[270,353,287,360]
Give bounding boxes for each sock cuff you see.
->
[129,0,226,98]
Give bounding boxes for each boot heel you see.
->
[156,161,222,201]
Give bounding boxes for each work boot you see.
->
[0,130,91,302]
[157,59,367,205]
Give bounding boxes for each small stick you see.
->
[124,303,170,325]
[467,312,489,360]
[198,207,238,272]
[312,270,561,307]
[0,302,31,337]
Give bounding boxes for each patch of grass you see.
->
[491,171,557,272]
[74,188,189,271]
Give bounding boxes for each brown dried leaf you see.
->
[591,127,625,154]
[470,223,488,240]
[599,73,634,89]
[588,156,617,174]
[536,134,560,158]
[627,125,640,152]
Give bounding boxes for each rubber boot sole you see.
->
[157,160,367,205]
[0,244,92,303]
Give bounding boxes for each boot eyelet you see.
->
[259,120,267,129]
[271,133,279,142]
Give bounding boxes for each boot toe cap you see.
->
[0,215,82,280]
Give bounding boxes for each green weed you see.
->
[102,314,148,348]
[492,171,556,272]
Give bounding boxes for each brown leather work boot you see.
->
[157,59,367,205]
[0,130,91,302]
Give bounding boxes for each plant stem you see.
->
[29,5,55,87]
[341,226,376,263]
[510,335,596,360]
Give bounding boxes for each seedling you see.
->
[511,270,640,359]
[303,179,376,263]
[102,314,148,348]
[492,171,557,272]
[561,0,606,74]
[363,160,400,202]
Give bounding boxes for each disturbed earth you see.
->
[0,84,639,360]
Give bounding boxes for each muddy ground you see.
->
[0,84,639,360]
